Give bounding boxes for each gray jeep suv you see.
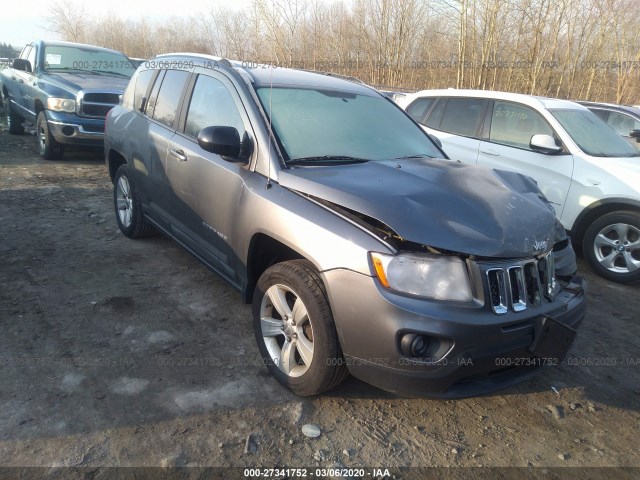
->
[104,54,586,398]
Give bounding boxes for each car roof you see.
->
[154,53,378,96]
[36,40,127,55]
[409,88,587,111]
[577,101,640,117]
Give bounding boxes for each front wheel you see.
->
[253,260,348,396]
[37,111,64,160]
[583,211,640,284]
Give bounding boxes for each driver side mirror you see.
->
[630,129,640,143]
[198,126,244,161]
[12,58,32,73]
[530,134,562,154]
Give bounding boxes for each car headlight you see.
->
[46,98,76,113]
[370,252,473,302]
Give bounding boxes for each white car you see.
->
[397,89,640,284]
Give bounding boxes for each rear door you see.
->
[477,100,574,216]
[165,69,254,280]
[142,68,191,229]
[421,97,487,164]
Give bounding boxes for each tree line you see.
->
[0,43,19,59]
[47,0,640,103]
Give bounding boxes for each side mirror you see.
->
[12,58,32,73]
[429,133,443,149]
[530,134,562,154]
[198,126,241,159]
[630,129,640,143]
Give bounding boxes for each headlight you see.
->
[46,98,76,113]
[370,252,473,302]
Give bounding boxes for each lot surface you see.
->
[0,120,639,475]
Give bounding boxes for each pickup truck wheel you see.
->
[37,111,64,160]
[584,211,640,284]
[253,260,348,396]
[5,98,25,135]
[113,164,154,239]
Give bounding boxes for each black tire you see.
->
[583,210,640,284]
[113,164,154,239]
[37,111,65,160]
[253,260,348,396]
[5,97,25,135]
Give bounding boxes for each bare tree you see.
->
[46,0,89,42]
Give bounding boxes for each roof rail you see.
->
[298,68,365,85]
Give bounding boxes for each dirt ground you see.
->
[0,115,639,478]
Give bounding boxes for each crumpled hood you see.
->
[45,72,129,94]
[279,158,559,258]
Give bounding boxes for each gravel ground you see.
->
[0,118,638,479]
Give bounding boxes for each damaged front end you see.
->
[279,159,586,397]
[308,192,578,313]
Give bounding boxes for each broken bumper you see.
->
[323,269,586,398]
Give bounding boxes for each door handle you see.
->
[170,149,187,162]
[11,76,16,80]
[480,149,500,156]
[18,79,24,84]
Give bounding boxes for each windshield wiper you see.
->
[287,155,371,166]
[95,71,131,78]
[390,153,433,160]
[46,67,100,75]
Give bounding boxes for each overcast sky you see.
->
[2,0,253,47]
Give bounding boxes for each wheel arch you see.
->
[244,233,310,303]
[571,198,640,250]
[107,149,127,183]
[34,99,45,114]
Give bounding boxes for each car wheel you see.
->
[253,260,348,396]
[5,97,25,135]
[37,111,64,160]
[113,164,154,239]
[583,211,640,283]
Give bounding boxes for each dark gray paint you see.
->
[280,158,558,258]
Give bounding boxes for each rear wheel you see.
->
[583,211,640,283]
[253,260,348,396]
[5,97,24,135]
[37,111,64,160]
[113,164,154,239]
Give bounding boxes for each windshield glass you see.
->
[256,87,442,163]
[550,109,639,157]
[43,45,135,78]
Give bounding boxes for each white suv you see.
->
[398,89,640,283]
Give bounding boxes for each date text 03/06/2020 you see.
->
[243,468,391,478]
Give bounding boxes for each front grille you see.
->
[78,91,122,119]
[485,253,555,315]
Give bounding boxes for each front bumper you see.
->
[323,269,586,398]
[46,110,105,146]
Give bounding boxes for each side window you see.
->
[132,69,156,112]
[145,70,165,116]
[606,111,640,136]
[439,98,487,137]
[150,69,189,128]
[489,101,554,150]
[425,98,446,129]
[184,74,245,140]
[406,98,434,124]
[26,47,36,73]
[20,45,31,60]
